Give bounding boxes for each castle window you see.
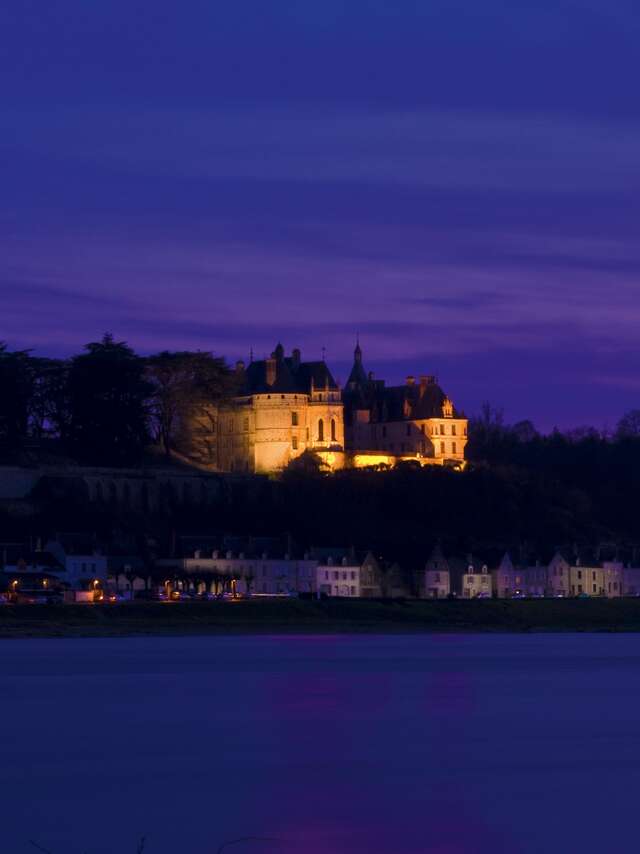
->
[243,417,249,432]
[330,419,336,441]
[318,419,324,441]
[452,442,457,454]
[452,424,457,436]
[440,441,445,454]
[464,425,467,436]
[292,437,298,450]
[440,424,445,435]
[292,411,299,426]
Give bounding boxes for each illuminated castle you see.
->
[188,342,467,474]
[214,343,345,474]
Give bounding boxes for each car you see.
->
[197,591,217,601]
[134,589,167,601]
[105,592,129,603]
[169,589,194,601]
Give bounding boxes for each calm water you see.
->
[2,634,640,853]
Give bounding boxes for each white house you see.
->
[316,557,361,597]
[45,537,108,589]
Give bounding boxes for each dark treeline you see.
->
[0,335,231,466]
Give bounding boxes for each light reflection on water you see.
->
[2,633,640,853]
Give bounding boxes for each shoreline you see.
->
[2,598,640,638]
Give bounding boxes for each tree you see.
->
[28,357,70,442]
[66,334,152,465]
[511,420,539,443]
[0,343,34,451]
[283,450,326,476]
[146,351,230,460]
[616,410,640,440]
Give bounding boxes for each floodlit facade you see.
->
[185,341,468,474]
[343,342,468,469]
[211,344,345,474]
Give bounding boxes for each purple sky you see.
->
[2,2,640,430]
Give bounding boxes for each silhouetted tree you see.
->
[66,334,151,465]
[28,357,70,442]
[0,343,34,450]
[616,410,640,440]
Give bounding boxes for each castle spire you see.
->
[346,336,367,389]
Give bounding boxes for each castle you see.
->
[191,342,467,474]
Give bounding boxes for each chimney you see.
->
[292,348,301,369]
[406,375,415,386]
[266,357,276,386]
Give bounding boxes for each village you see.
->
[2,533,639,604]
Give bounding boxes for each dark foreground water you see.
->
[2,634,640,854]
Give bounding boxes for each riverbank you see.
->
[2,597,640,637]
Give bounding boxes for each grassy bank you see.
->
[2,597,640,637]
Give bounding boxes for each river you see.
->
[2,633,639,853]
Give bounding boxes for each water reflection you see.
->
[2,634,640,853]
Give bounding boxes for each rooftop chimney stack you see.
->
[266,357,276,386]
[292,348,301,369]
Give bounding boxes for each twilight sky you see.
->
[2,1,640,430]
